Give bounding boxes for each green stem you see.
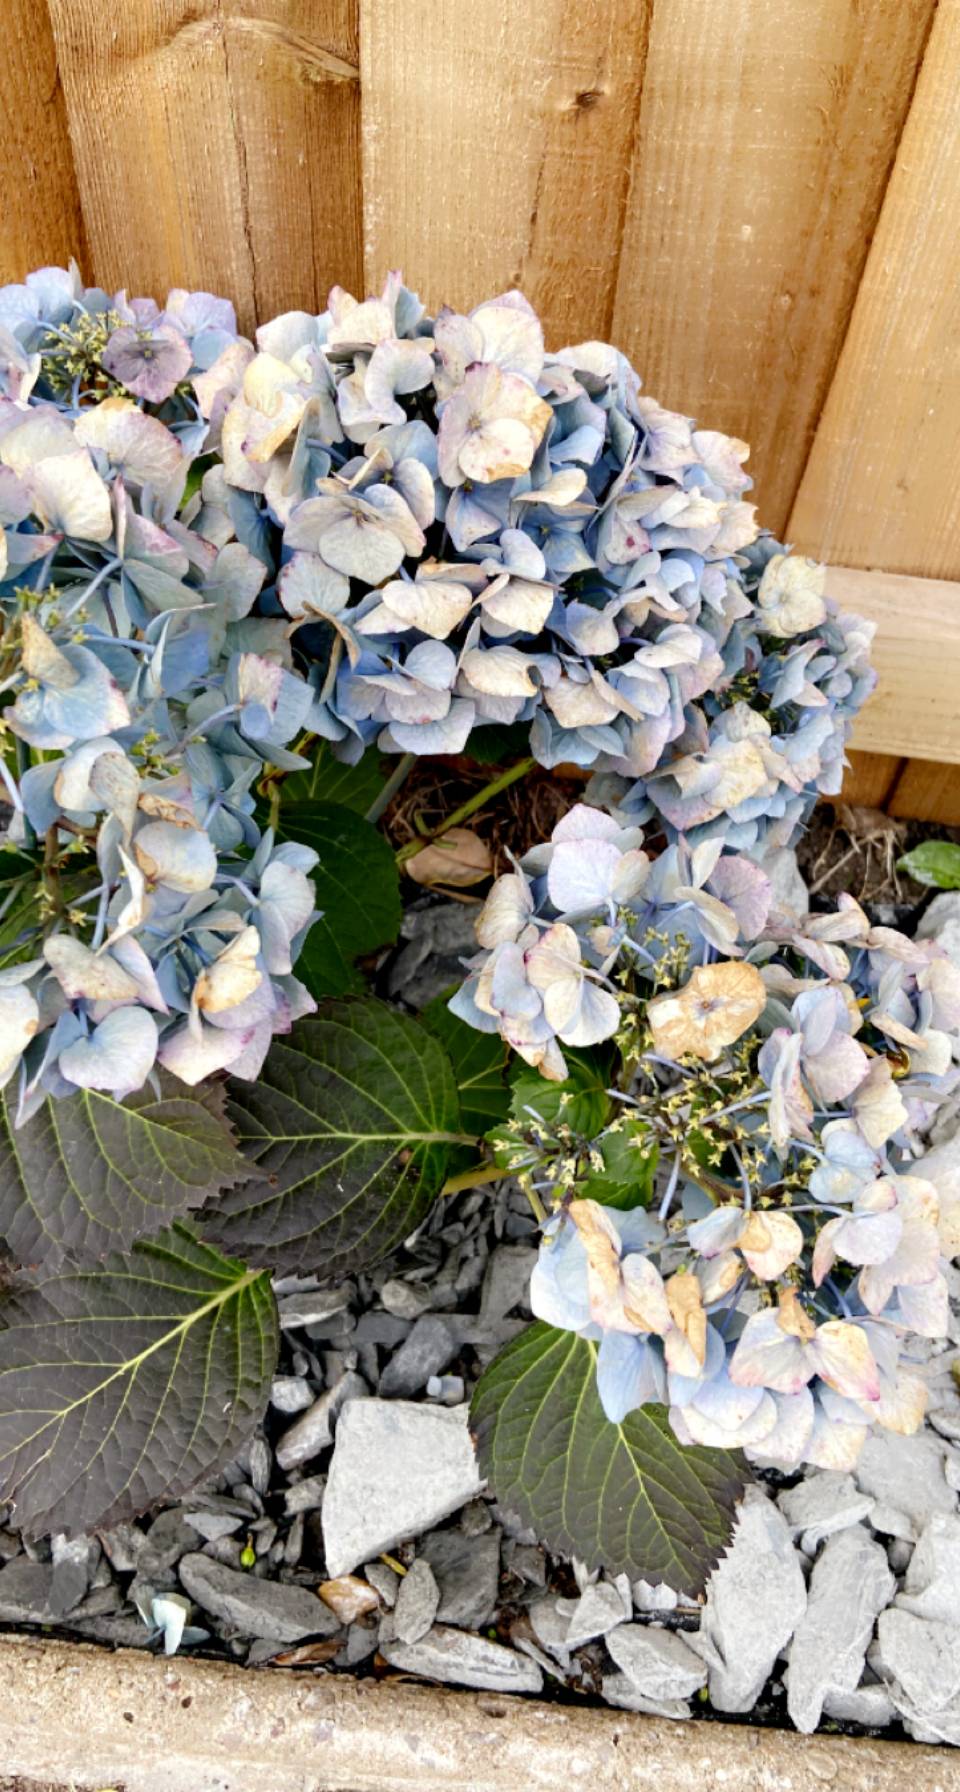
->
[441,1161,509,1198]
[14,737,35,853]
[365,752,416,825]
[396,756,536,867]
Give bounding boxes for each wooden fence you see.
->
[3,0,959,820]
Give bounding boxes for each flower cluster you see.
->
[450,804,960,1471]
[0,387,321,1120]
[217,274,875,852]
[0,261,247,451]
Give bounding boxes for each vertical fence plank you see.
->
[1,0,86,281]
[360,0,652,348]
[45,0,361,332]
[887,763,960,829]
[609,0,934,534]
[788,0,960,578]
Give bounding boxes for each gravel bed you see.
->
[3,881,960,1745]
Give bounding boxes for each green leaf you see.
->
[280,743,389,814]
[472,1322,746,1591]
[0,1224,278,1537]
[579,1123,659,1211]
[461,723,532,766]
[277,801,401,997]
[214,998,462,1276]
[897,840,960,890]
[508,1047,613,1138]
[0,851,44,970]
[0,1076,253,1269]
[421,993,510,1137]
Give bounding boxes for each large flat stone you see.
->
[322,1400,483,1577]
[786,1527,894,1734]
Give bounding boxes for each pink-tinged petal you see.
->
[707,855,772,940]
[475,873,534,950]
[157,1017,252,1085]
[74,401,184,491]
[864,1370,928,1435]
[895,1273,950,1338]
[729,1308,811,1395]
[557,978,620,1048]
[687,1206,745,1260]
[43,936,139,1005]
[59,1007,158,1099]
[859,1217,941,1315]
[619,1252,673,1337]
[134,820,217,894]
[107,935,169,1014]
[853,1057,908,1148]
[808,1321,880,1402]
[28,449,112,541]
[812,1216,843,1288]
[683,1379,778,1449]
[738,1209,804,1280]
[804,1406,869,1471]
[744,1389,816,1470]
[762,1025,813,1146]
[547,838,624,914]
[805,1034,869,1105]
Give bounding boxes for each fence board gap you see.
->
[789,0,960,578]
[609,0,934,536]
[46,0,361,333]
[837,752,904,813]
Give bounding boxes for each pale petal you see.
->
[134,820,218,894]
[59,1007,158,1098]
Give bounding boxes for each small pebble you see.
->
[318,1574,381,1625]
[393,1558,440,1644]
[270,1376,316,1415]
[278,1287,353,1330]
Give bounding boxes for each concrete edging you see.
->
[0,1633,958,1792]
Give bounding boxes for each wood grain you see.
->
[789,0,960,576]
[610,0,934,534]
[887,762,960,827]
[829,565,960,764]
[0,0,86,281]
[45,0,362,332]
[360,0,652,347]
[839,752,904,812]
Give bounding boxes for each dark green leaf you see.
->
[421,993,510,1137]
[461,725,532,766]
[277,802,401,997]
[0,1224,278,1537]
[215,999,462,1276]
[579,1123,659,1211]
[280,743,389,814]
[0,1076,253,1269]
[472,1322,745,1591]
[897,840,960,890]
[508,1047,613,1138]
[0,851,45,970]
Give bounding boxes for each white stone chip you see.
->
[785,1526,894,1734]
[322,1400,483,1577]
[692,1489,806,1715]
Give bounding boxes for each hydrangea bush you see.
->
[452,805,960,1483]
[0,266,918,1596]
[214,275,876,854]
[0,389,323,1113]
